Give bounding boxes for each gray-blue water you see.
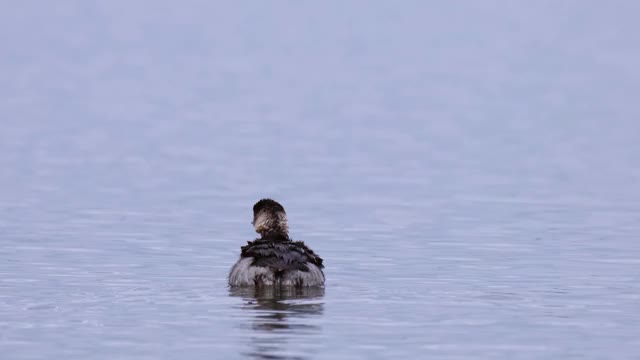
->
[1,2,639,359]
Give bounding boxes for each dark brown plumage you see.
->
[241,234,324,272]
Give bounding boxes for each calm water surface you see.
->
[1,2,639,359]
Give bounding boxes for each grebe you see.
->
[228,199,325,287]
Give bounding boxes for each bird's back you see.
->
[229,235,324,287]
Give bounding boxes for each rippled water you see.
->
[1,2,640,359]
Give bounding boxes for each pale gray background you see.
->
[1,1,639,359]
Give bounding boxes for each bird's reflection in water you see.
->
[229,287,325,360]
